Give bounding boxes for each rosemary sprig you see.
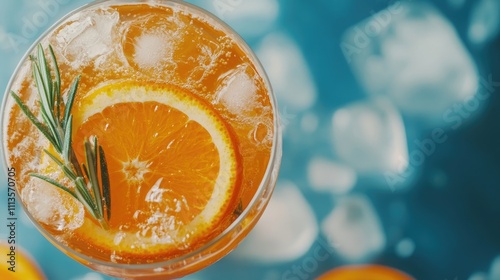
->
[11,44,111,229]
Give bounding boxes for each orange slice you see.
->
[316,265,414,280]
[0,243,46,280]
[67,81,241,260]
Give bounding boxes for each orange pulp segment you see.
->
[70,81,241,262]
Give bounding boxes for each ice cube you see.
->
[331,98,408,173]
[307,157,357,194]
[21,179,84,232]
[256,32,317,111]
[342,2,479,123]
[231,181,318,263]
[216,64,258,114]
[54,8,119,68]
[321,195,386,262]
[468,0,500,46]
[133,33,170,70]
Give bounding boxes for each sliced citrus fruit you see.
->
[0,243,46,280]
[316,265,414,280]
[65,81,241,261]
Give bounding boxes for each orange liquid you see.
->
[4,3,274,265]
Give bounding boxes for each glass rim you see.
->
[0,0,282,272]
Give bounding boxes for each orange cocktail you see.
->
[1,1,280,279]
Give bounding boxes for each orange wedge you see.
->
[317,265,413,280]
[0,243,46,280]
[67,81,241,261]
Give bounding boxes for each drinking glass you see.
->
[1,0,281,279]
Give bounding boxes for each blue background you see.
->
[1,0,500,279]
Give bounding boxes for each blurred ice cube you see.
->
[0,26,14,51]
[468,0,500,46]
[468,257,500,280]
[448,0,466,9]
[54,8,119,68]
[342,2,478,123]
[395,238,415,258]
[217,0,279,38]
[182,276,206,280]
[307,157,357,194]
[70,272,105,280]
[301,112,319,133]
[321,195,386,262]
[490,255,500,280]
[216,64,258,114]
[231,181,318,263]
[22,180,84,232]
[468,272,488,280]
[256,32,317,111]
[331,98,408,173]
[0,23,27,86]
